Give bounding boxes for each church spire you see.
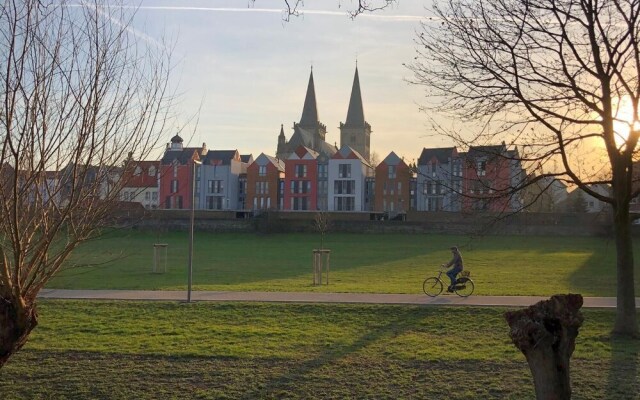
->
[299,68,319,128]
[344,66,366,128]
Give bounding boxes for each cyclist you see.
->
[441,246,464,292]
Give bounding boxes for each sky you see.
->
[126,0,445,163]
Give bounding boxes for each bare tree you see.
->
[409,0,639,337]
[0,0,174,367]
[252,0,396,21]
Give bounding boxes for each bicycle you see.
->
[422,267,475,297]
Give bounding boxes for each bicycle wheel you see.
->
[454,277,475,297]
[423,277,443,297]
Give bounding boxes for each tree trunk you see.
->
[0,296,38,368]
[612,199,639,337]
[505,294,584,400]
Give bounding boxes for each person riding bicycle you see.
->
[441,246,464,293]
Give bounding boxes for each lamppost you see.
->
[187,159,201,303]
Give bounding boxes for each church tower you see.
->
[298,68,327,146]
[339,66,371,162]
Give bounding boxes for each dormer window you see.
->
[134,166,142,176]
[148,166,156,177]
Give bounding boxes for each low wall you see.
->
[113,209,637,237]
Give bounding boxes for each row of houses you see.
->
[4,66,636,216]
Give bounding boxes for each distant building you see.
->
[328,146,372,211]
[583,184,611,213]
[283,146,319,211]
[632,161,640,213]
[416,147,460,211]
[375,152,412,214]
[462,144,520,212]
[246,153,284,212]
[276,66,372,163]
[198,150,251,210]
[339,66,372,162]
[159,134,206,209]
[120,160,160,209]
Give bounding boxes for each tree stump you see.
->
[504,294,584,400]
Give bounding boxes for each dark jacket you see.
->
[444,251,464,270]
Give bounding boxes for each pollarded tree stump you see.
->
[505,294,584,400]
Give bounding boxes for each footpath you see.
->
[38,289,640,308]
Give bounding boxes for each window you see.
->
[477,160,487,176]
[134,166,142,176]
[295,164,307,178]
[152,192,158,201]
[258,165,267,176]
[148,166,156,177]
[334,180,355,195]
[171,179,178,193]
[291,181,311,194]
[338,164,351,178]
[388,165,396,179]
[397,182,402,192]
[173,163,178,178]
[334,196,355,211]
[427,197,443,211]
[452,162,461,177]
[431,162,437,177]
[256,181,269,195]
[317,180,328,195]
[318,164,328,179]
[292,197,309,210]
[207,196,223,210]
[208,180,223,194]
[145,192,150,200]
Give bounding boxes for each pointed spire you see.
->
[344,66,366,128]
[299,68,319,127]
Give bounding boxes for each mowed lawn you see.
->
[48,231,640,296]
[0,301,638,400]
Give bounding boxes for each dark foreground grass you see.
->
[48,231,640,296]
[1,300,638,399]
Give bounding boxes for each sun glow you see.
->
[613,95,639,147]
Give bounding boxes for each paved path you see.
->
[38,289,640,308]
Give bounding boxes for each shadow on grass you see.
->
[604,336,640,400]
[566,237,640,297]
[51,232,444,289]
[238,312,415,399]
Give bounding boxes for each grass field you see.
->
[48,231,640,296]
[0,300,638,399]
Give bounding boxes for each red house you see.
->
[159,134,207,209]
[283,146,319,211]
[246,153,284,211]
[461,144,514,212]
[374,152,412,214]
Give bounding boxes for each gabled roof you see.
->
[380,151,407,167]
[343,66,368,128]
[418,147,456,165]
[203,150,240,166]
[254,153,285,172]
[122,160,159,188]
[299,69,320,128]
[291,145,319,160]
[332,145,371,167]
[466,144,506,159]
[287,126,337,157]
[160,147,202,165]
[241,154,253,164]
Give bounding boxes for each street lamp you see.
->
[187,159,201,303]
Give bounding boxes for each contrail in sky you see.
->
[90,4,425,22]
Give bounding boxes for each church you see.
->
[276,66,372,163]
